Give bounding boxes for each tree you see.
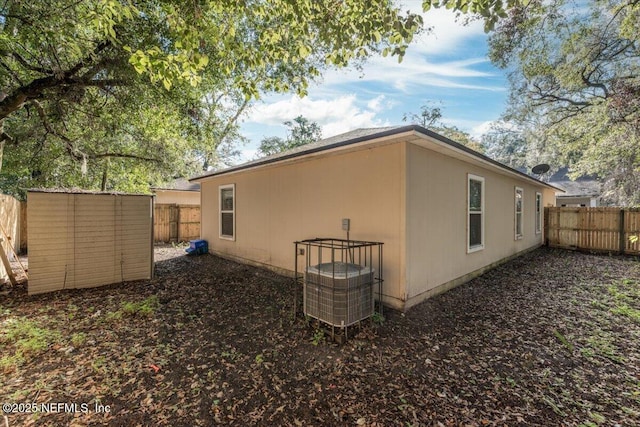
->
[482,122,530,169]
[423,0,524,31]
[487,0,640,205]
[258,116,322,156]
[402,102,442,128]
[0,0,424,196]
[403,104,485,153]
[435,125,485,153]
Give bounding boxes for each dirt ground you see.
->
[1,246,639,426]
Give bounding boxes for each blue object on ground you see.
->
[186,239,208,255]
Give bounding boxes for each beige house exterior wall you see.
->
[405,142,556,308]
[197,130,558,311]
[28,192,153,295]
[200,141,408,309]
[153,190,200,205]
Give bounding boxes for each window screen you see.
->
[219,185,235,239]
[468,175,484,252]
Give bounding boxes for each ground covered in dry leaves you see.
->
[1,246,639,426]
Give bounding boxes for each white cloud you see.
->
[321,55,499,94]
[239,148,259,162]
[315,6,499,93]
[408,5,486,55]
[247,95,391,138]
[470,120,496,139]
[238,3,508,154]
[366,95,387,113]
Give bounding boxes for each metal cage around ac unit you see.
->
[294,238,383,330]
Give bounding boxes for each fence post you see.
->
[619,209,626,254]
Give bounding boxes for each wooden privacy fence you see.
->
[0,193,25,283]
[545,207,640,255]
[154,203,200,243]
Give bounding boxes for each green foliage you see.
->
[607,279,640,323]
[402,102,442,128]
[403,104,485,153]
[0,353,23,374]
[553,328,574,352]
[103,295,159,323]
[482,122,530,169]
[311,328,325,346]
[104,310,123,323]
[0,0,423,196]
[371,311,385,324]
[258,115,322,156]
[0,317,61,372]
[611,304,640,323]
[120,295,159,317]
[487,0,640,205]
[71,332,87,347]
[423,0,521,31]
[586,334,625,363]
[434,125,486,153]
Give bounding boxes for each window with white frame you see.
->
[467,174,485,252]
[515,187,523,240]
[219,184,235,240]
[535,192,542,234]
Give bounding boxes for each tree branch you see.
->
[0,57,24,86]
[0,131,14,144]
[71,78,128,88]
[65,40,111,77]
[31,99,85,161]
[0,41,121,121]
[90,153,160,162]
[7,51,53,75]
[218,98,250,144]
[32,100,159,164]
[530,82,592,107]
[580,68,609,98]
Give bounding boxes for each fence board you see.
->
[19,202,27,253]
[0,194,23,282]
[545,207,640,255]
[154,204,200,243]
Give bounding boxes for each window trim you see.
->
[219,184,235,241]
[467,174,485,253]
[515,186,524,240]
[535,192,542,235]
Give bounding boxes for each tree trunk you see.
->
[0,139,4,175]
[101,159,109,191]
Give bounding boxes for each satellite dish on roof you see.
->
[532,163,550,175]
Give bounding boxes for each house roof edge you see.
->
[190,125,562,191]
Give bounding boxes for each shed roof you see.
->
[28,188,152,197]
[151,178,200,192]
[191,125,560,190]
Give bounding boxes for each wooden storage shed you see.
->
[27,190,154,294]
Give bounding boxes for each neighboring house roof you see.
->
[548,167,601,198]
[191,125,560,190]
[151,178,200,192]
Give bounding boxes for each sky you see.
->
[236,1,510,162]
